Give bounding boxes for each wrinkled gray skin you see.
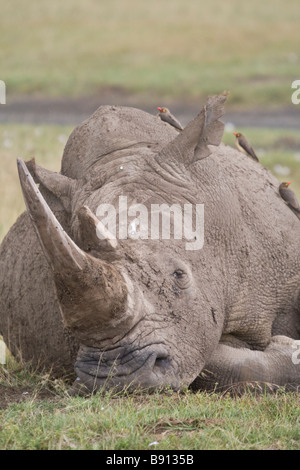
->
[0,94,300,394]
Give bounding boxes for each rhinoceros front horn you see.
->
[17,158,129,343]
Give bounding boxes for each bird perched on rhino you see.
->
[233,132,259,162]
[279,182,300,219]
[157,107,184,131]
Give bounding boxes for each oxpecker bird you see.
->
[157,107,183,131]
[279,182,300,219]
[233,132,259,162]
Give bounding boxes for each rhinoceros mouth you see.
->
[74,343,180,393]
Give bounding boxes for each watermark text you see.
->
[0,80,6,104]
[292,340,300,365]
[0,339,6,364]
[291,80,300,104]
[96,196,204,251]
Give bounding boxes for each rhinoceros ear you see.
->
[158,92,228,165]
[25,157,75,212]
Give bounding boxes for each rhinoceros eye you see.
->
[172,267,193,291]
[173,269,185,279]
[170,260,193,291]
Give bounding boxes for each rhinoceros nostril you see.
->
[153,353,170,370]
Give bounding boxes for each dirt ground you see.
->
[0,92,300,128]
[0,383,56,410]
[0,385,28,409]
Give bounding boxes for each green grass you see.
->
[1,356,300,450]
[1,0,300,106]
[1,369,300,450]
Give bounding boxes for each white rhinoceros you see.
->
[0,94,300,393]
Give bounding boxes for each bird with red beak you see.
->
[279,181,300,219]
[233,132,259,162]
[157,107,183,131]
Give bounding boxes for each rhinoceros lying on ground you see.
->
[0,94,300,393]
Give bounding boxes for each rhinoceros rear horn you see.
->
[17,158,129,342]
[76,205,119,254]
[159,92,228,165]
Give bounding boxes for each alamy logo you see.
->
[96,196,204,251]
[292,340,300,365]
[0,80,6,104]
[291,80,300,105]
[0,339,6,364]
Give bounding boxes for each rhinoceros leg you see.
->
[191,336,300,393]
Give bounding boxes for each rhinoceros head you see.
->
[18,94,233,392]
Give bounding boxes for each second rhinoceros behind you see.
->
[0,94,300,393]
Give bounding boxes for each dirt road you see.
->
[0,95,299,129]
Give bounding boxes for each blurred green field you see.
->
[0,124,71,241]
[1,0,300,106]
[1,123,300,242]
